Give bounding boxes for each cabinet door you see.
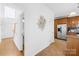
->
[68,17,77,27]
[61,18,67,24]
[76,16,79,24]
[67,18,71,27]
[54,19,58,38]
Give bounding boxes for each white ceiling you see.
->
[45,3,79,18]
[14,3,79,18]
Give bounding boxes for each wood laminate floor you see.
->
[36,39,67,56]
[0,38,23,56]
[36,35,79,56]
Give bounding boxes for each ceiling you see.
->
[14,3,79,18]
[45,3,79,18]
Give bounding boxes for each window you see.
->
[4,6,16,18]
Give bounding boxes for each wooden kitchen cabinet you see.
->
[67,17,77,28]
[65,35,79,56]
[54,19,58,38]
[58,17,67,24]
[67,16,79,35]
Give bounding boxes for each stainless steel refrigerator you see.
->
[57,24,67,40]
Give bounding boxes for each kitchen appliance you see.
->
[57,24,67,40]
[76,24,79,36]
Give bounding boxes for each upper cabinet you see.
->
[55,17,67,24]
[58,17,67,24]
[67,17,77,28]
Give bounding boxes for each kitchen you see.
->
[54,16,79,56]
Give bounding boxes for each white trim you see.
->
[33,41,54,56]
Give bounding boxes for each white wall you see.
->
[0,3,55,56]
[0,4,23,50]
[24,4,54,56]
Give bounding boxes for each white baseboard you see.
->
[33,41,54,56]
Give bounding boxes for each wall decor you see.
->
[37,16,46,31]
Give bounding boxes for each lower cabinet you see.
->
[64,36,79,56]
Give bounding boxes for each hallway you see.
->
[0,38,23,56]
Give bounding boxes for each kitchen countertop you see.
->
[67,35,79,39]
